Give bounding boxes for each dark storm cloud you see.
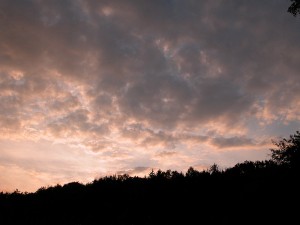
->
[0,0,299,149]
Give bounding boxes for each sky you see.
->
[0,0,300,192]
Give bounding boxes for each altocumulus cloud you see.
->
[0,0,300,191]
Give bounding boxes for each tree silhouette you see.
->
[1,131,300,224]
[288,0,300,16]
[208,163,221,174]
[270,131,300,169]
[185,166,198,177]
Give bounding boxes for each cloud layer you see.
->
[0,0,299,192]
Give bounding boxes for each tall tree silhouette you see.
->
[270,131,300,169]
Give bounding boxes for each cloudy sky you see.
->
[0,0,300,192]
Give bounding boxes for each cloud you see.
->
[116,166,151,176]
[1,0,299,135]
[210,136,259,149]
[156,151,178,158]
[0,0,300,191]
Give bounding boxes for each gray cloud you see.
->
[211,136,257,149]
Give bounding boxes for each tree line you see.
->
[0,131,299,225]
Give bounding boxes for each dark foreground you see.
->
[1,131,300,225]
[0,163,299,225]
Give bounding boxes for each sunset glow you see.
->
[0,0,300,192]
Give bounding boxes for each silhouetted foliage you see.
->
[288,0,300,16]
[271,131,300,169]
[208,163,221,174]
[185,166,200,177]
[0,132,300,224]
